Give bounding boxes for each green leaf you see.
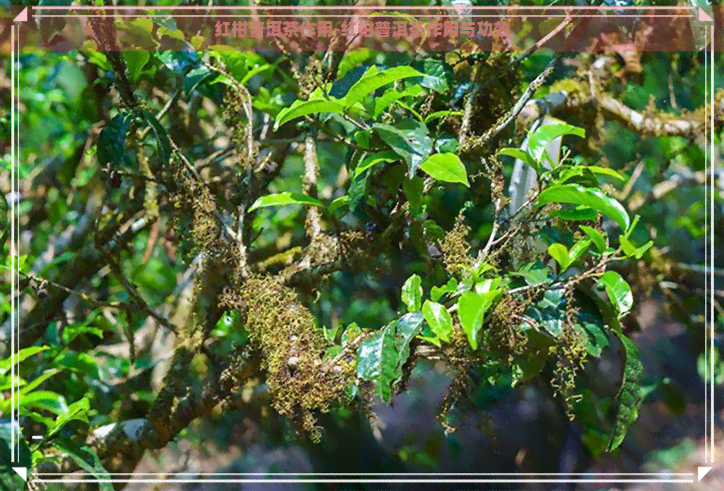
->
[353,129,374,149]
[607,332,645,452]
[140,111,172,167]
[577,307,610,358]
[130,17,153,36]
[329,196,350,213]
[474,277,503,295]
[19,369,61,396]
[619,235,636,257]
[19,391,68,415]
[184,66,215,94]
[401,274,423,312]
[625,214,641,238]
[0,346,49,375]
[498,147,541,173]
[97,112,135,169]
[342,323,362,347]
[249,192,326,212]
[527,289,566,338]
[568,238,591,266]
[356,313,424,403]
[620,236,653,259]
[343,66,425,108]
[416,58,451,93]
[47,398,90,440]
[547,206,599,222]
[53,351,100,379]
[458,290,500,350]
[537,184,630,230]
[122,51,151,82]
[353,150,399,179]
[357,324,398,403]
[527,123,584,165]
[580,225,607,253]
[422,300,453,343]
[393,312,425,382]
[559,165,624,182]
[425,110,463,123]
[51,440,113,491]
[513,262,549,286]
[274,99,345,129]
[373,122,432,178]
[348,167,369,213]
[597,271,633,318]
[373,84,424,118]
[373,123,432,177]
[418,153,469,187]
[548,243,571,271]
[61,313,104,345]
[403,176,425,216]
[635,240,653,259]
[430,278,457,302]
[510,341,549,387]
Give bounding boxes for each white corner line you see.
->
[13,7,28,23]
[698,466,712,481]
[12,467,27,482]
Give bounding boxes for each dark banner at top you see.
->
[1,5,720,53]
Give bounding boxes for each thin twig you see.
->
[97,246,178,334]
[303,129,323,239]
[469,55,560,151]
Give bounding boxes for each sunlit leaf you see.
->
[343,65,425,108]
[418,153,469,186]
[431,278,458,303]
[401,274,423,312]
[0,346,49,375]
[353,150,399,179]
[597,271,633,318]
[275,99,345,129]
[458,290,501,350]
[249,192,326,212]
[122,51,150,82]
[537,184,630,230]
[499,147,540,173]
[548,243,571,271]
[329,196,350,213]
[527,123,584,165]
[422,300,453,343]
[580,225,607,253]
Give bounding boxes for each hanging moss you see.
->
[440,213,474,276]
[226,276,355,441]
[486,294,529,363]
[550,323,588,421]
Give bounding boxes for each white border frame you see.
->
[7,4,716,487]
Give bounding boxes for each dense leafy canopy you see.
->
[1,0,722,488]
